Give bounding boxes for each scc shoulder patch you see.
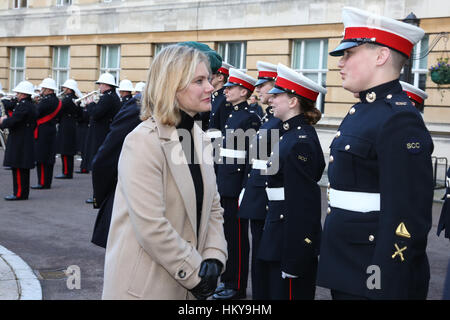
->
[405,137,423,154]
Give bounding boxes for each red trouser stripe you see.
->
[289,279,293,300]
[63,156,68,175]
[238,217,242,290]
[16,169,22,198]
[40,163,45,186]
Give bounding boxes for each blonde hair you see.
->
[141,45,210,125]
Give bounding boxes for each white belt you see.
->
[220,148,246,159]
[328,188,380,213]
[266,187,284,201]
[238,188,245,206]
[205,130,222,139]
[252,159,268,170]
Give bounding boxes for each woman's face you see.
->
[269,92,295,121]
[176,62,214,116]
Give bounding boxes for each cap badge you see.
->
[366,92,376,103]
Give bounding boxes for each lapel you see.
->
[193,123,215,249]
[156,118,198,237]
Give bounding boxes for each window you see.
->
[53,46,70,92]
[411,35,429,91]
[9,47,25,90]
[56,0,72,6]
[13,0,27,8]
[291,39,328,112]
[218,42,247,71]
[154,43,176,56]
[100,45,120,86]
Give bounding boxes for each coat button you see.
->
[178,270,186,278]
[280,214,284,219]
[327,207,331,214]
[345,144,350,151]
[369,235,375,242]
[386,94,392,99]
[329,155,334,163]
[447,194,450,199]
[335,131,341,138]
[266,205,269,211]
[349,108,356,115]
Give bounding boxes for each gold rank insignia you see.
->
[392,243,407,262]
[283,122,290,130]
[298,155,307,162]
[304,238,312,244]
[395,222,411,238]
[366,92,376,103]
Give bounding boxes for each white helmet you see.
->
[13,81,35,96]
[118,79,133,92]
[62,79,78,92]
[134,82,146,92]
[96,73,118,87]
[39,78,58,91]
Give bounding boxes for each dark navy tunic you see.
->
[317,79,434,299]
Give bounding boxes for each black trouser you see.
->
[220,197,249,295]
[36,162,54,188]
[261,260,316,300]
[60,155,74,178]
[12,168,30,199]
[250,219,269,300]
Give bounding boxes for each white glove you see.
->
[281,271,299,279]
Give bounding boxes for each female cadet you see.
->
[257,63,326,300]
[102,45,227,300]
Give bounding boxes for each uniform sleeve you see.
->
[0,105,28,129]
[282,141,322,276]
[371,111,434,299]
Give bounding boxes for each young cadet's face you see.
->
[176,62,214,116]
[255,81,274,104]
[224,85,247,105]
[338,44,378,93]
[269,92,294,122]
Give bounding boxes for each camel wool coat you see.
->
[102,116,227,300]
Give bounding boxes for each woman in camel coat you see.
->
[102,45,227,300]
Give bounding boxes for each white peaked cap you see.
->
[330,6,425,58]
[269,63,327,101]
[400,81,428,104]
[224,68,257,92]
[217,62,234,75]
[118,79,134,92]
[255,61,278,86]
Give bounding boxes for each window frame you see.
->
[56,0,72,6]
[411,35,429,90]
[291,38,328,112]
[13,0,27,9]
[100,45,121,86]
[154,43,177,56]
[217,41,247,71]
[52,46,70,92]
[9,47,26,91]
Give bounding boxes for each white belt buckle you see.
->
[266,187,285,201]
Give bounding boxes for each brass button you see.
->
[386,94,392,99]
[447,194,450,199]
[327,207,331,214]
[280,214,284,219]
[265,205,269,211]
[345,144,350,151]
[369,235,375,242]
[349,107,356,115]
[178,270,186,278]
[329,155,334,163]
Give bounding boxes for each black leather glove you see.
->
[190,259,223,300]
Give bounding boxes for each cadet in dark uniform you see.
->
[213,68,261,300]
[316,7,434,300]
[208,62,233,134]
[0,81,37,200]
[400,81,428,114]
[91,93,142,248]
[75,104,90,174]
[255,63,326,300]
[438,168,450,299]
[117,79,133,108]
[32,78,61,189]
[55,79,80,179]
[237,61,280,299]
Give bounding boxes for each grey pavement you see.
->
[0,149,449,299]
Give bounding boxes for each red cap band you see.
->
[258,71,277,79]
[218,67,229,75]
[344,27,414,57]
[404,90,424,104]
[228,76,255,92]
[275,77,319,101]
